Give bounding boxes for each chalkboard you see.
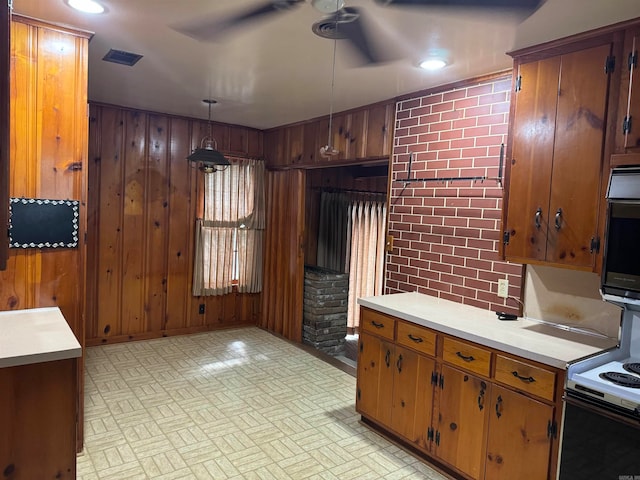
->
[9,198,79,249]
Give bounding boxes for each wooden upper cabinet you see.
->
[365,102,394,158]
[504,41,614,269]
[617,27,640,151]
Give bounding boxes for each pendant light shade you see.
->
[187,99,230,172]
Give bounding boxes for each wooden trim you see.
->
[10,13,94,39]
[0,0,9,271]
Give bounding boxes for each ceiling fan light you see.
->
[66,0,105,14]
[419,58,447,71]
[311,0,345,14]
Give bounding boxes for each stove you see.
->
[566,299,640,416]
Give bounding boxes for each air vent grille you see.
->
[102,49,143,67]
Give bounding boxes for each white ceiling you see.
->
[11,0,640,130]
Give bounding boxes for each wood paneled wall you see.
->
[0,1,8,271]
[260,169,305,341]
[4,16,90,449]
[86,104,263,345]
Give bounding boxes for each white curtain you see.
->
[346,200,387,330]
[193,158,265,296]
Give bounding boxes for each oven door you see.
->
[559,392,640,479]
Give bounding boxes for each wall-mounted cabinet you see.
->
[264,101,394,168]
[503,34,620,271]
[356,307,563,480]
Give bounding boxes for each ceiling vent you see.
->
[102,49,143,66]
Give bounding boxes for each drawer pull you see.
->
[407,334,424,343]
[495,395,503,418]
[371,321,385,329]
[397,354,403,373]
[456,351,475,362]
[384,349,391,368]
[512,371,536,383]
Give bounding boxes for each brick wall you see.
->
[386,74,523,315]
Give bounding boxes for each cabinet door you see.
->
[547,43,611,267]
[620,28,640,150]
[505,57,560,262]
[391,345,436,444]
[485,385,554,480]
[356,332,384,419]
[436,365,490,480]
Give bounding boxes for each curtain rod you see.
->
[312,187,386,196]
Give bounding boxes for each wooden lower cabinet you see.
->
[435,365,490,479]
[356,307,561,480]
[485,385,555,480]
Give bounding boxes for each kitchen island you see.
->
[356,292,619,480]
[0,307,81,479]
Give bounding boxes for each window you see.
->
[193,158,265,296]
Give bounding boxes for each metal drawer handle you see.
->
[495,395,503,418]
[371,321,384,329]
[397,354,403,373]
[384,349,390,368]
[512,371,536,383]
[408,334,424,343]
[456,351,475,362]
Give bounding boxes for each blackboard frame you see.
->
[9,198,79,249]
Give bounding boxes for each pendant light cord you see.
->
[326,2,339,150]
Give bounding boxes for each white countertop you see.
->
[0,307,82,368]
[358,292,619,369]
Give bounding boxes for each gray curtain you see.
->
[316,192,350,272]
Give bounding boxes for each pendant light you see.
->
[319,1,341,158]
[187,99,230,172]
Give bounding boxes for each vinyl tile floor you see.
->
[77,327,449,480]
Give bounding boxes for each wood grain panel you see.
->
[87,104,263,344]
[0,0,8,271]
[260,169,305,341]
[165,117,193,331]
[144,114,170,332]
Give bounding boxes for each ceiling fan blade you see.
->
[173,0,303,42]
[375,0,543,7]
[333,8,397,65]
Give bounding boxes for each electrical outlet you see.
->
[497,279,509,298]
[199,304,205,315]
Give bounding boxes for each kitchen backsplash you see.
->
[524,264,622,339]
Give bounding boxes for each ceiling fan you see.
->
[174,0,545,66]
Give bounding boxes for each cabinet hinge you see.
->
[623,116,633,135]
[439,373,444,389]
[590,236,601,254]
[605,55,616,74]
[547,420,558,439]
[629,50,638,71]
[359,341,363,353]
[503,231,510,245]
[435,430,441,446]
[427,427,434,442]
[357,388,361,401]
[515,75,522,92]
[431,371,439,385]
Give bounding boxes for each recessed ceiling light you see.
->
[66,0,105,14]
[419,58,447,71]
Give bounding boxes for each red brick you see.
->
[446,198,470,208]
[440,273,464,284]
[475,135,504,147]
[451,285,477,297]
[442,235,467,246]
[492,262,524,275]
[470,198,498,209]
[439,129,464,140]
[463,126,491,138]
[466,258,493,271]
[410,259,431,270]
[403,232,422,241]
[457,188,486,198]
[453,266,478,278]
[418,133,440,144]
[490,124,508,135]
[454,246,480,258]
[432,226,455,236]
[419,252,442,262]
[465,105,492,117]
[491,102,510,114]
[461,147,489,158]
[478,92,507,106]
[431,261,453,274]
[432,101,454,113]
[398,117,420,128]
[418,113,442,124]
[455,227,481,238]
[479,250,500,261]
[457,208,483,218]
[444,217,468,227]
[444,89,467,101]
[398,135,419,145]
[396,110,410,120]
[468,239,495,251]
[451,138,475,149]
[453,118,477,129]
[465,278,492,291]
[411,106,432,117]
[399,266,420,276]
[493,78,512,93]
[438,149,462,160]
[441,292,465,303]
[478,270,501,283]
[428,140,451,151]
[478,113,506,126]
[401,98,421,109]
[469,218,496,229]
[422,94,444,105]
[448,158,474,169]
[428,280,452,293]
[430,121,453,132]
[400,248,421,259]
[465,298,491,310]
[441,255,465,267]
[431,244,454,254]
[409,125,431,135]
[441,110,463,121]
[468,84,494,96]
[481,229,501,241]
[454,97,479,109]
[426,160,449,170]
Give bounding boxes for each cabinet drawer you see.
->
[396,321,436,357]
[360,308,395,340]
[442,337,491,377]
[494,355,556,401]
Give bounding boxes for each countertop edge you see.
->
[358,294,614,370]
[0,346,82,369]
